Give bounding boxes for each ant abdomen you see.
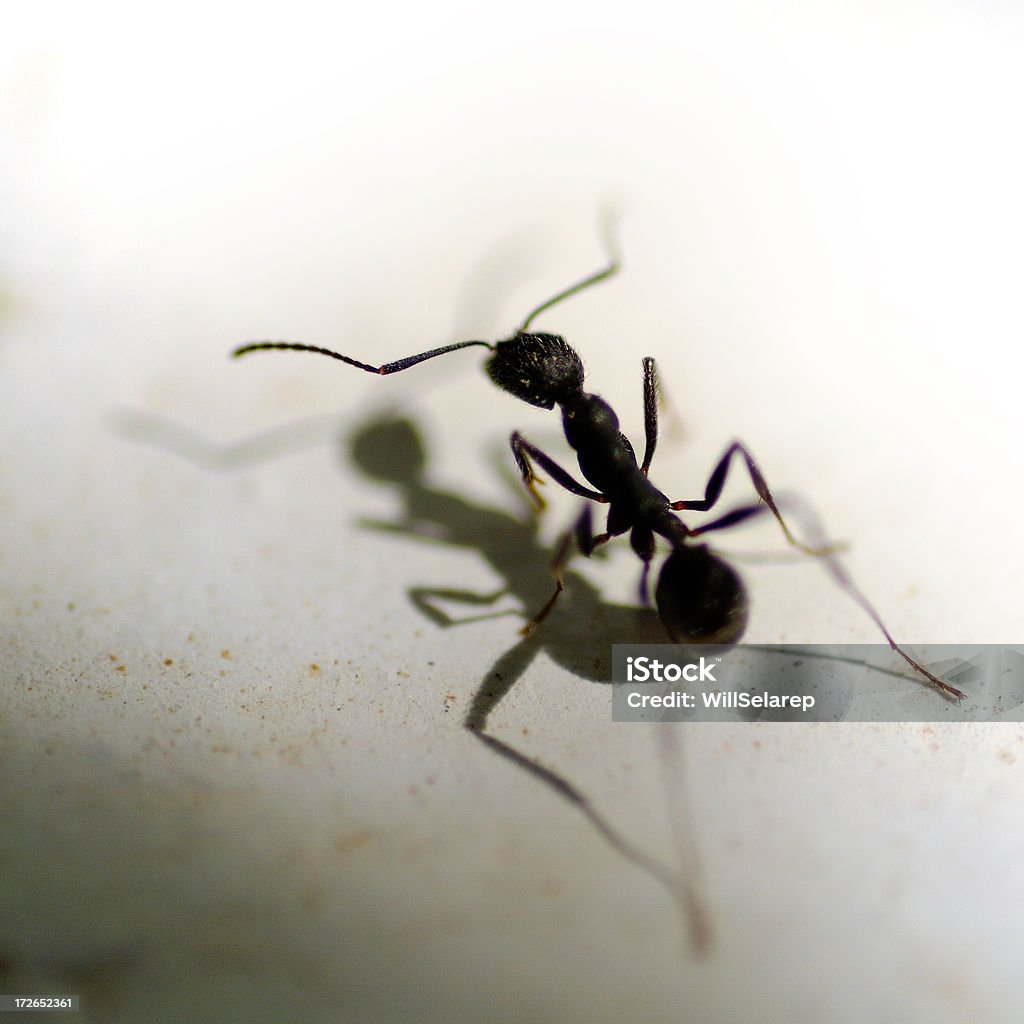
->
[487,333,584,410]
[655,545,749,647]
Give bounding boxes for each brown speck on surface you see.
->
[300,886,324,915]
[164,658,174,666]
[109,653,118,661]
[334,831,372,856]
[998,749,1016,765]
[67,601,76,611]
[541,877,561,897]
[115,664,126,673]
[221,649,232,660]
[310,663,321,673]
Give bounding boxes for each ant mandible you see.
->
[232,241,965,703]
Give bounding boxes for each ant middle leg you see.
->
[669,441,833,557]
[576,504,612,556]
[520,505,613,635]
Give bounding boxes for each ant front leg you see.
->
[509,432,606,510]
[640,357,659,476]
[669,441,833,557]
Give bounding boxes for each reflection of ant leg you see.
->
[464,626,708,953]
[408,586,516,628]
[669,441,835,557]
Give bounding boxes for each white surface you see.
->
[2,4,1024,1022]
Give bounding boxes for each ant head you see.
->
[487,333,584,409]
[655,545,749,646]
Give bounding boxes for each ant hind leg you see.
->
[669,441,835,557]
[674,470,966,702]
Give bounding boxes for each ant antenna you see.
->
[518,214,622,332]
[232,339,494,374]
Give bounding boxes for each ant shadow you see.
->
[348,416,668,730]
[112,406,711,951]
[349,415,711,949]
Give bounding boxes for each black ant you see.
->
[232,245,966,703]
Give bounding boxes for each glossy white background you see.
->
[2,3,1023,1021]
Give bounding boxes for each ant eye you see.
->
[655,546,748,646]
